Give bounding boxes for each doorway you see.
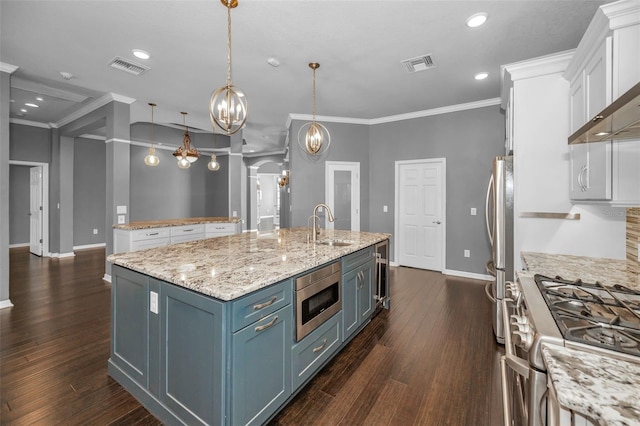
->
[256,173,280,233]
[325,161,360,231]
[395,158,446,271]
[10,160,49,256]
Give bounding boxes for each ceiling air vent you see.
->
[401,54,435,73]
[108,57,150,76]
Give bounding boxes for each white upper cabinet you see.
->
[564,0,640,204]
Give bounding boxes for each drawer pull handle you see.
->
[253,296,277,310]
[255,316,278,332]
[313,339,328,353]
[183,229,194,232]
[147,232,159,236]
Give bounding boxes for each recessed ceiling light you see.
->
[25,103,39,108]
[474,72,489,80]
[466,12,488,28]
[267,57,280,67]
[36,97,43,101]
[20,108,27,113]
[132,49,151,60]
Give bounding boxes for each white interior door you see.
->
[29,166,43,256]
[325,162,360,231]
[395,159,445,271]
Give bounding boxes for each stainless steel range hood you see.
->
[568,81,640,145]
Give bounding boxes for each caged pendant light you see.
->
[172,112,200,169]
[144,102,160,166]
[298,62,330,155]
[209,0,248,136]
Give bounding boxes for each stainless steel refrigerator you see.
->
[484,155,513,344]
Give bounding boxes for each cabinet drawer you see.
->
[131,237,170,251]
[170,224,205,236]
[205,223,236,233]
[231,280,292,332]
[131,227,171,241]
[291,312,341,391]
[170,233,204,244]
[342,247,374,274]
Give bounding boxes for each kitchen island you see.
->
[107,228,390,425]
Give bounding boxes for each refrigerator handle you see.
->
[485,174,494,246]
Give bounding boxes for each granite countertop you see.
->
[541,343,640,425]
[113,216,241,230]
[520,251,640,291]
[108,228,389,301]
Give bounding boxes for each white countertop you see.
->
[541,343,640,426]
[108,228,389,301]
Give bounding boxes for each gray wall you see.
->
[369,105,505,274]
[9,124,51,163]
[289,121,370,229]
[73,137,106,246]
[9,165,30,245]
[1,71,9,303]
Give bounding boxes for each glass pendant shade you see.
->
[144,146,159,166]
[177,153,191,169]
[209,0,247,135]
[298,62,330,155]
[207,153,220,171]
[145,102,160,166]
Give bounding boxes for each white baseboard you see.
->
[444,269,493,281]
[0,299,14,310]
[9,243,29,248]
[389,261,399,267]
[102,274,112,283]
[73,243,106,250]
[51,252,76,259]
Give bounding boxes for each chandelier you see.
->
[298,62,330,155]
[172,112,200,169]
[209,0,248,135]
[144,102,160,166]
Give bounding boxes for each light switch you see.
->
[117,205,127,214]
[117,215,125,224]
[383,205,388,213]
[150,291,158,314]
[470,208,477,216]
[232,210,238,217]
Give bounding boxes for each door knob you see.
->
[433,221,441,224]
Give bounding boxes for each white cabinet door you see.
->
[585,37,611,121]
[569,142,612,201]
[569,74,586,135]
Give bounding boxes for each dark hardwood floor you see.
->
[1,247,503,425]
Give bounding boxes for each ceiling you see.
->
[1,0,610,155]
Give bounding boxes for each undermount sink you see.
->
[317,239,354,247]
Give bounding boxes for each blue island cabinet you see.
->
[108,265,293,426]
[341,247,375,343]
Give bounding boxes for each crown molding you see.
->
[370,98,501,125]
[9,118,51,129]
[56,92,137,128]
[105,138,130,145]
[0,62,19,74]
[287,96,502,128]
[503,49,574,82]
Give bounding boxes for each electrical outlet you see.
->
[383,205,388,212]
[93,228,98,235]
[464,249,470,258]
[232,210,238,217]
[470,208,477,216]
[117,215,125,224]
[150,291,158,314]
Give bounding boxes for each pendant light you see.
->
[298,62,330,155]
[144,103,160,166]
[208,134,220,171]
[172,112,200,169]
[209,0,248,135]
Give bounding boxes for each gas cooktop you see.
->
[534,274,640,357]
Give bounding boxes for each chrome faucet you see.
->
[311,203,335,243]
